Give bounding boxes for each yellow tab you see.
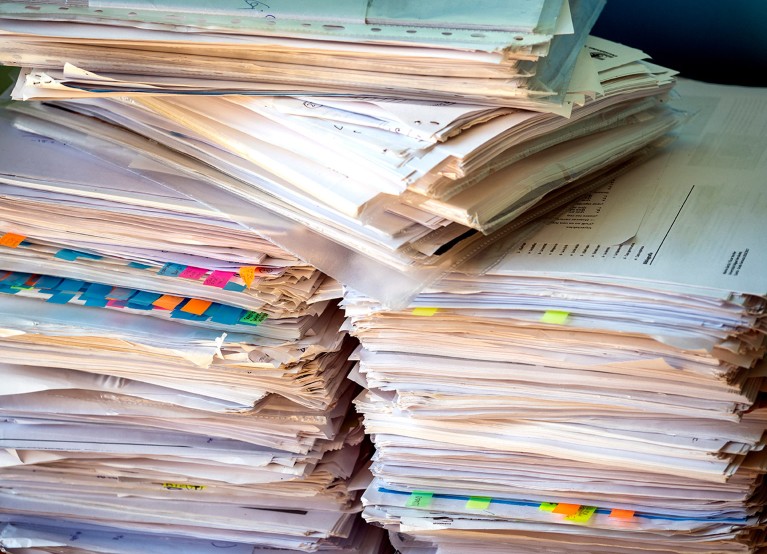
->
[238,266,257,288]
[466,496,492,510]
[405,491,433,508]
[552,503,581,516]
[412,307,438,316]
[565,505,598,523]
[540,310,569,324]
[610,508,635,519]
[152,294,184,310]
[162,482,206,491]
[539,502,558,512]
[181,298,212,316]
[0,233,25,248]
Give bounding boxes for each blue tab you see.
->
[47,292,76,304]
[209,304,245,325]
[81,282,112,300]
[158,263,187,277]
[128,261,153,270]
[170,310,208,322]
[84,297,109,308]
[54,249,103,261]
[106,287,135,301]
[223,281,247,292]
[2,272,32,287]
[0,284,20,295]
[36,275,63,290]
[128,290,163,307]
[57,279,86,293]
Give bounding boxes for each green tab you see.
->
[565,505,598,523]
[540,310,569,324]
[239,310,268,326]
[466,496,492,510]
[539,502,558,512]
[405,491,433,509]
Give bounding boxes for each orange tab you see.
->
[238,266,257,288]
[610,509,635,519]
[0,233,26,248]
[552,503,581,516]
[181,298,212,316]
[153,294,184,310]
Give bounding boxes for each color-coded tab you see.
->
[171,310,208,321]
[539,502,558,512]
[158,262,187,277]
[565,505,598,523]
[179,266,209,280]
[610,509,635,519]
[552,503,581,516]
[209,304,245,326]
[541,310,570,324]
[128,261,152,270]
[54,249,103,261]
[181,298,212,316]
[405,491,433,509]
[107,299,127,309]
[153,294,184,311]
[81,283,112,300]
[412,307,438,316]
[238,266,257,288]
[162,483,206,491]
[0,233,25,248]
[239,310,268,326]
[128,291,163,307]
[56,279,85,293]
[203,270,236,288]
[35,275,63,290]
[466,496,492,510]
[46,292,76,304]
[223,281,247,292]
[84,297,109,308]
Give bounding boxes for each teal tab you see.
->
[158,262,187,277]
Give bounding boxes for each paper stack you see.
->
[348,79,767,552]
[0,106,392,552]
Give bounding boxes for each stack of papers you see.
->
[347,80,767,552]
[0,0,605,109]
[3,32,677,306]
[0,110,391,551]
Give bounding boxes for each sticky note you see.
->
[128,291,163,307]
[54,249,102,261]
[105,287,135,301]
[84,297,109,308]
[552,503,581,516]
[239,310,268,326]
[81,283,112,300]
[223,281,247,292]
[181,298,212,316]
[128,261,152,270]
[209,304,245,325]
[35,276,63,290]
[539,502,558,512]
[158,263,187,277]
[466,496,492,510]
[0,233,25,248]
[153,295,184,310]
[204,270,236,288]
[179,266,209,279]
[565,505,597,523]
[610,509,635,519]
[162,483,205,491]
[239,266,257,288]
[171,310,208,321]
[540,310,570,324]
[412,307,438,316]
[56,279,85,293]
[405,491,433,508]
[107,299,127,309]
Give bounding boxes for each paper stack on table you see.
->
[0,105,392,551]
[347,80,767,553]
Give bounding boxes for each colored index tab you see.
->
[610,509,635,519]
[181,298,212,316]
[158,262,186,277]
[466,496,492,510]
[54,249,102,261]
[47,292,76,304]
[405,491,433,509]
[162,483,206,491]
[179,266,208,280]
[565,506,598,523]
[153,294,184,310]
[238,266,257,288]
[541,310,570,324]
[0,233,25,248]
[204,270,236,288]
[128,261,152,270]
[239,311,268,326]
[552,503,581,516]
[412,307,438,316]
[539,502,558,512]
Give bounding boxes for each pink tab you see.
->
[203,270,236,288]
[107,299,126,309]
[178,266,209,280]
